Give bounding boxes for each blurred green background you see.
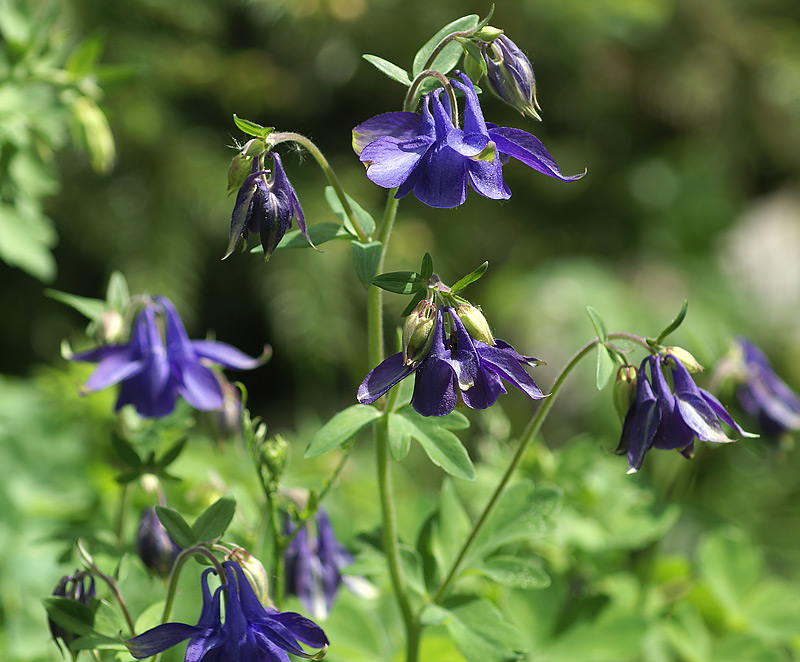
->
[2,0,800,659]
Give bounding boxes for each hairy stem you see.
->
[269,132,369,243]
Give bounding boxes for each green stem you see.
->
[113,482,132,543]
[431,331,653,602]
[268,491,284,610]
[368,192,400,367]
[376,416,420,662]
[269,132,369,243]
[432,337,605,603]
[403,70,457,124]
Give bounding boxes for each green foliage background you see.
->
[1,0,800,660]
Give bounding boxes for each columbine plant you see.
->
[42,10,791,662]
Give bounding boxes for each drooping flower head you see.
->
[352,72,584,208]
[358,306,545,417]
[49,570,96,654]
[285,510,373,620]
[226,153,311,261]
[137,507,182,578]
[70,296,264,418]
[482,34,542,121]
[126,561,328,662]
[729,337,800,437]
[616,353,755,473]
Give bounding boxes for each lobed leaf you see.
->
[155,506,196,549]
[362,54,412,86]
[191,495,236,543]
[305,404,382,457]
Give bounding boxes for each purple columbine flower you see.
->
[70,296,263,418]
[482,34,542,121]
[352,72,584,209]
[617,354,754,473]
[358,307,545,416]
[226,153,311,261]
[125,561,328,662]
[285,510,370,620]
[733,337,800,437]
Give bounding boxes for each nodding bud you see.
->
[136,507,182,578]
[456,303,496,346]
[403,299,437,365]
[664,347,704,373]
[613,364,638,422]
[482,34,542,121]
[229,548,271,606]
[474,25,504,42]
[49,570,96,652]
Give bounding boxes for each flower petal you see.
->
[466,157,511,201]
[268,611,330,650]
[175,362,224,411]
[620,372,661,474]
[488,126,586,181]
[191,340,263,370]
[352,111,424,155]
[476,340,545,400]
[412,143,469,208]
[83,350,144,392]
[358,352,416,405]
[412,357,457,416]
[361,135,433,188]
[126,624,209,659]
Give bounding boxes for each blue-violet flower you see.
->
[358,307,545,416]
[352,72,584,208]
[226,153,311,261]
[285,510,372,620]
[70,296,263,418]
[617,354,754,473]
[126,561,328,662]
[136,507,182,578]
[732,337,800,437]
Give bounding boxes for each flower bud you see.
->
[664,347,704,373]
[456,303,496,346]
[482,35,542,121]
[402,299,437,365]
[474,25,504,42]
[613,364,638,422]
[260,434,289,483]
[136,507,182,578]
[229,548,271,605]
[49,570,96,652]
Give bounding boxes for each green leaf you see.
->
[586,306,608,342]
[45,289,105,322]
[191,496,236,543]
[450,261,489,294]
[352,240,383,288]
[43,597,96,638]
[387,412,412,462]
[305,405,383,458]
[324,186,376,238]
[468,483,561,563]
[461,39,488,81]
[71,634,129,652]
[362,54,412,86]
[65,34,104,77]
[596,345,615,390]
[372,271,424,295]
[420,603,451,626]
[412,15,480,77]
[654,300,688,345]
[155,506,196,549]
[272,222,351,250]
[399,544,427,597]
[420,252,434,280]
[474,556,551,589]
[392,408,475,480]
[110,433,142,470]
[401,289,427,317]
[442,597,528,662]
[698,528,762,616]
[157,438,186,469]
[432,480,471,575]
[232,114,273,140]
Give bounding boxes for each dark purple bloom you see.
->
[137,507,182,578]
[618,355,754,473]
[733,337,800,437]
[225,153,311,261]
[71,296,262,418]
[49,570,96,653]
[352,72,584,209]
[482,34,542,121]
[285,510,369,620]
[126,561,328,662]
[358,307,545,417]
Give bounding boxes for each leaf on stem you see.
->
[191,495,236,543]
[324,186,376,238]
[352,240,383,288]
[362,54,412,86]
[412,15,480,77]
[155,506,196,549]
[450,261,488,294]
[305,404,383,457]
